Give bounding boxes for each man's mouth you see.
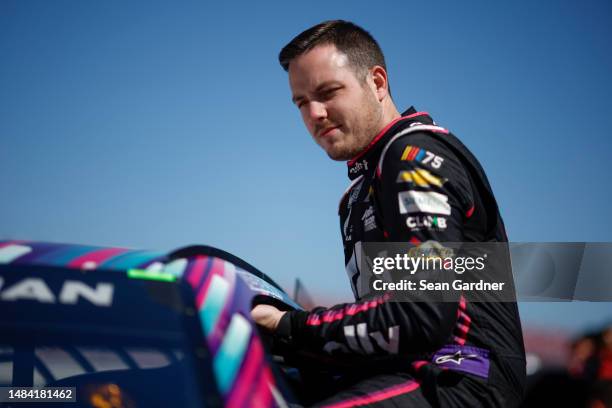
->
[319,126,340,138]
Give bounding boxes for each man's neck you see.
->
[379,101,401,134]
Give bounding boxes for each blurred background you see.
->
[1,0,611,403]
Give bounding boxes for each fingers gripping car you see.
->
[0,240,309,408]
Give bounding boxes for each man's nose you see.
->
[307,101,327,122]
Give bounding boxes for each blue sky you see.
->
[1,0,611,334]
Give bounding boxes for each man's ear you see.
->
[370,66,389,102]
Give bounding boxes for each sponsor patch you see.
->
[401,145,444,169]
[396,169,445,187]
[362,206,374,219]
[435,350,479,365]
[406,215,447,230]
[362,206,377,232]
[349,159,369,175]
[431,345,490,378]
[398,191,451,215]
[347,179,364,207]
[344,179,365,242]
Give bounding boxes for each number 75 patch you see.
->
[400,145,444,169]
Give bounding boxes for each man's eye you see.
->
[321,88,340,99]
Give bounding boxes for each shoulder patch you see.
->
[400,145,445,169]
[376,125,449,178]
[396,169,446,187]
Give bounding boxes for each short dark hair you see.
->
[279,20,387,81]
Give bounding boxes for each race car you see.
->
[0,240,310,407]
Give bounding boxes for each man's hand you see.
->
[251,304,286,332]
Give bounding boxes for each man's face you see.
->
[288,44,383,161]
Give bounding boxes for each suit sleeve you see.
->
[276,132,474,356]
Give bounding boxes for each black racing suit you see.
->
[277,107,526,407]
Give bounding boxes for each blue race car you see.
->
[0,240,310,407]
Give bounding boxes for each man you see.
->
[252,20,526,407]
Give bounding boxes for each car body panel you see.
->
[0,240,299,407]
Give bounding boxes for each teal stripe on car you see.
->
[100,250,164,269]
[34,245,100,266]
[213,314,251,394]
[163,258,188,278]
[0,244,32,264]
[199,274,230,335]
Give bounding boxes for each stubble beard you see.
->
[326,90,383,161]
